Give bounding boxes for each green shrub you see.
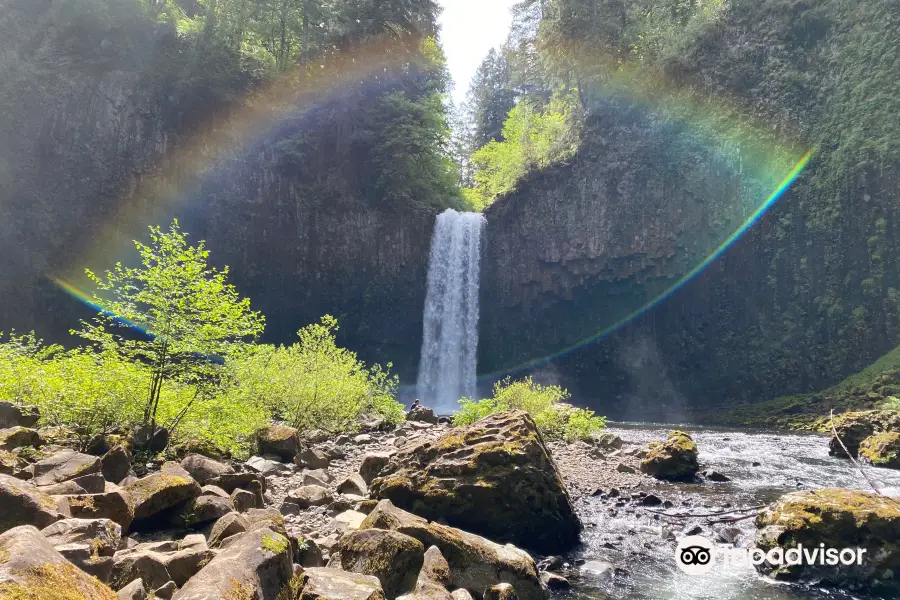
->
[452,376,606,442]
[226,315,404,433]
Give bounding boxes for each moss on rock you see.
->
[859,432,900,468]
[639,431,699,481]
[0,563,118,600]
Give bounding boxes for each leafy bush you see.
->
[226,315,404,433]
[452,376,606,442]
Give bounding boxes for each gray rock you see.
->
[287,484,331,508]
[55,542,115,582]
[407,406,439,424]
[231,487,256,512]
[256,425,301,461]
[616,463,636,474]
[337,473,368,497]
[295,447,330,469]
[0,426,43,451]
[338,528,424,598]
[484,583,518,600]
[303,468,333,487]
[173,527,293,600]
[117,578,148,600]
[179,454,233,485]
[170,495,233,528]
[56,490,133,531]
[125,462,201,523]
[111,550,173,591]
[245,455,290,476]
[41,517,121,554]
[359,453,392,485]
[32,449,101,486]
[208,512,249,548]
[354,434,374,445]
[420,545,451,586]
[102,445,133,484]
[297,538,325,567]
[0,401,39,428]
[450,590,474,600]
[539,572,570,591]
[153,581,178,600]
[0,472,61,530]
[200,484,230,498]
[299,567,385,600]
[37,472,106,495]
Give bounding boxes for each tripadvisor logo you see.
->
[674,535,867,575]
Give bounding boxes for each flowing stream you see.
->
[564,425,900,600]
[417,209,486,414]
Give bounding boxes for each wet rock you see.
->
[337,528,425,598]
[101,446,133,484]
[299,567,385,600]
[539,572,569,591]
[0,525,116,598]
[683,525,703,536]
[361,500,545,600]
[208,512,250,547]
[359,453,392,485]
[639,431,699,481]
[580,560,613,575]
[31,449,101,486]
[41,518,121,554]
[257,425,300,461]
[337,473,369,497]
[174,527,293,600]
[858,432,900,468]
[179,454,233,486]
[0,401,40,428]
[369,411,580,554]
[484,583,518,600]
[295,447,330,469]
[0,472,61,529]
[640,494,663,506]
[535,556,563,572]
[287,484,331,508]
[703,470,731,482]
[0,426,43,451]
[755,488,900,584]
[407,406,439,424]
[828,410,900,457]
[450,590,474,600]
[117,579,148,600]
[716,526,742,544]
[125,462,201,524]
[56,490,134,531]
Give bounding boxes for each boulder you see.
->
[338,529,424,598]
[295,448,330,470]
[360,500,545,600]
[169,495,233,528]
[56,490,134,531]
[755,488,900,584]
[206,472,266,494]
[639,431,700,481]
[0,426,43,451]
[0,449,27,475]
[256,425,300,462]
[303,468,333,487]
[244,508,288,536]
[162,548,215,587]
[200,485,230,499]
[101,445,133,482]
[39,472,106,495]
[246,456,291,476]
[297,538,325,568]
[538,573,569,591]
[337,473,369,497]
[303,429,331,444]
[858,432,900,469]
[484,583,518,600]
[116,579,148,600]
[32,449,101,486]
[299,568,385,600]
[173,527,293,600]
[133,426,169,452]
[420,546,451,586]
[41,518,122,555]
[369,411,580,554]
[589,432,622,451]
[208,512,250,547]
[111,550,173,591]
[153,581,177,599]
[231,488,257,512]
[0,472,61,529]
[359,453,392,485]
[407,406,439,425]
[0,525,117,599]
[450,590,474,600]
[0,401,40,428]
[179,454,233,486]
[125,462,201,524]
[55,542,115,582]
[828,410,900,457]
[287,485,332,509]
[335,510,368,531]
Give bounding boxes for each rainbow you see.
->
[53,277,153,337]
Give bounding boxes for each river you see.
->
[563,424,900,600]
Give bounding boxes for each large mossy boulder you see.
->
[755,488,900,585]
[337,529,425,598]
[0,473,62,530]
[639,430,699,481]
[368,410,579,554]
[173,527,293,600]
[31,450,101,487]
[0,525,118,599]
[858,432,900,469]
[360,500,546,600]
[55,490,134,532]
[256,425,301,461]
[828,410,900,458]
[124,462,201,525]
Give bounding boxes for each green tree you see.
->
[74,219,265,432]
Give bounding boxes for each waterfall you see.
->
[417,209,486,414]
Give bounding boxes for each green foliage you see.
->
[452,376,606,441]
[226,315,404,433]
[467,89,582,209]
[75,219,265,430]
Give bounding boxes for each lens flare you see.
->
[52,277,153,337]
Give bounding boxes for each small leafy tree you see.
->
[452,376,606,442]
[74,220,265,432]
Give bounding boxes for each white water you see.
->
[417,209,486,413]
